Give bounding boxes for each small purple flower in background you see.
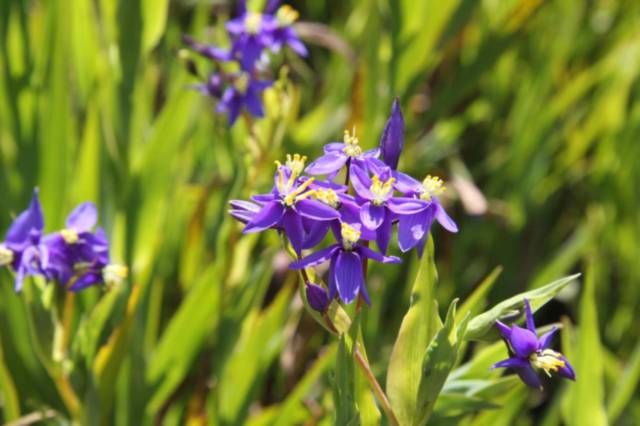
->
[350,167,428,253]
[397,175,458,256]
[192,74,225,100]
[218,72,272,125]
[271,5,307,56]
[0,189,49,291]
[305,129,381,180]
[290,223,400,304]
[243,154,340,254]
[379,98,404,170]
[492,299,575,389]
[305,281,329,312]
[227,11,276,70]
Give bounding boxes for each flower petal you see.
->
[289,245,339,269]
[282,210,305,254]
[6,188,44,247]
[524,298,536,335]
[296,199,340,221]
[375,215,393,254]
[509,325,539,358]
[303,221,330,249]
[243,202,285,233]
[387,197,429,215]
[434,199,458,233]
[66,202,98,232]
[379,98,404,169]
[538,327,558,349]
[356,245,401,264]
[305,152,348,175]
[517,365,543,389]
[557,355,576,381]
[491,357,530,370]
[349,166,374,199]
[360,202,385,230]
[334,250,364,304]
[496,320,512,340]
[398,209,434,252]
[305,282,329,312]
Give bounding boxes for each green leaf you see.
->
[386,235,441,426]
[416,300,468,425]
[434,393,500,417]
[0,341,20,421]
[456,266,503,324]
[607,339,640,423]
[142,0,169,53]
[333,334,359,426]
[464,273,581,341]
[563,259,607,426]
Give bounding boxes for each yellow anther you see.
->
[244,12,262,34]
[275,161,286,193]
[420,175,446,201]
[60,229,79,244]
[283,178,315,206]
[370,174,395,205]
[286,153,307,176]
[314,189,339,208]
[276,5,299,27]
[234,72,250,94]
[340,223,361,250]
[103,264,128,287]
[342,128,362,157]
[0,245,14,266]
[530,349,566,377]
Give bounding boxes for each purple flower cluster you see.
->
[0,189,127,292]
[230,99,457,308]
[184,0,307,125]
[492,299,575,389]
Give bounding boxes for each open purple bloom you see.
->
[290,223,400,305]
[217,72,272,125]
[492,299,576,389]
[396,175,458,256]
[270,5,307,56]
[350,166,428,253]
[0,189,50,291]
[243,155,340,254]
[379,98,404,170]
[226,11,278,70]
[305,129,381,181]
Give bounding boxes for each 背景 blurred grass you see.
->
[0,0,639,424]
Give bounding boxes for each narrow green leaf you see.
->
[434,393,500,417]
[142,0,169,53]
[333,334,359,426]
[564,260,607,426]
[607,339,640,423]
[0,341,20,421]
[386,235,441,426]
[456,266,503,324]
[465,273,581,340]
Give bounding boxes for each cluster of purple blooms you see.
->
[492,299,576,388]
[0,189,127,292]
[183,0,307,125]
[229,99,458,308]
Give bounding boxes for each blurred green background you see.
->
[0,0,639,424]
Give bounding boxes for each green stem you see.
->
[354,345,399,426]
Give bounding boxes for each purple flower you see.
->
[243,155,340,254]
[305,281,329,312]
[226,11,278,70]
[191,74,225,100]
[182,34,232,62]
[397,175,458,256]
[270,5,307,56]
[229,199,263,225]
[350,166,428,253]
[0,189,49,291]
[379,98,404,170]
[290,223,400,304]
[305,129,381,180]
[492,299,576,389]
[218,72,272,125]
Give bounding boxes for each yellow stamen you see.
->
[60,229,79,244]
[234,72,250,95]
[103,264,128,287]
[244,12,262,34]
[286,153,307,176]
[283,178,315,206]
[370,174,395,205]
[340,223,361,250]
[314,189,339,208]
[276,5,299,27]
[420,175,446,201]
[0,245,14,266]
[530,349,566,377]
[275,161,286,193]
[342,128,362,157]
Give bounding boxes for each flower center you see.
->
[314,189,339,208]
[420,175,445,201]
[276,5,299,27]
[60,228,79,244]
[234,72,250,95]
[530,349,566,377]
[370,174,395,205]
[275,156,316,207]
[342,129,362,158]
[244,12,262,34]
[103,264,128,288]
[340,223,361,250]
[0,244,14,266]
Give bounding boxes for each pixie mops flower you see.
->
[492,299,575,389]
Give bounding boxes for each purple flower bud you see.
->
[305,282,329,312]
[379,98,404,170]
